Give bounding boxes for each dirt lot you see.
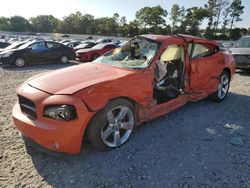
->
[0,64,250,188]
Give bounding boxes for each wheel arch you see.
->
[82,96,141,144]
[223,67,231,80]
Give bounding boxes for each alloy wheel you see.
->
[15,58,25,67]
[217,73,229,100]
[60,56,68,64]
[101,106,134,147]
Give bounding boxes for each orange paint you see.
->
[12,35,235,154]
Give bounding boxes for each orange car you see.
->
[12,34,235,154]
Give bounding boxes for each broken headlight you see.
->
[43,105,76,121]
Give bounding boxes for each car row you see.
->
[0,41,76,67]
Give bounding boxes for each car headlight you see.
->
[2,52,14,57]
[43,105,77,121]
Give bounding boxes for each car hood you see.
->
[0,49,17,55]
[28,63,135,94]
[230,47,250,55]
[76,48,94,53]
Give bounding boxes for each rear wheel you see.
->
[86,99,135,151]
[14,58,26,68]
[209,71,230,102]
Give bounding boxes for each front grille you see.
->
[18,95,37,119]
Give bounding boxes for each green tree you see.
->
[230,27,241,40]
[170,4,182,34]
[30,15,59,33]
[0,17,10,31]
[120,16,127,26]
[221,6,230,35]
[8,16,31,32]
[122,21,139,37]
[181,7,208,36]
[228,0,244,32]
[214,0,229,35]
[135,5,167,28]
[204,0,217,38]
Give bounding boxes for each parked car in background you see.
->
[0,42,10,48]
[230,36,250,70]
[64,41,81,48]
[74,42,96,51]
[60,39,71,44]
[96,38,112,44]
[76,43,117,61]
[12,34,235,154]
[0,41,75,67]
[0,42,26,53]
[215,41,228,51]
[8,38,19,44]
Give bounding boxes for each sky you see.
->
[1,0,249,28]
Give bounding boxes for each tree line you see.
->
[0,0,247,40]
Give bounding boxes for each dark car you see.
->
[0,41,75,68]
[0,42,26,53]
[0,42,10,48]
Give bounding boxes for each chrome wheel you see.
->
[217,73,229,100]
[101,106,134,148]
[60,56,68,64]
[15,58,25,67]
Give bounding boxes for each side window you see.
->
[192,44,212,59]
[47,42,60,49]
[30,42,46,50]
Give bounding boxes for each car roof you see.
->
[141,34,217,45]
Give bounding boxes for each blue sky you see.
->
[1,0,249,28]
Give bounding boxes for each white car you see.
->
[230,36,250,70]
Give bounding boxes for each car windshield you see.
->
[235,37,250,48]
[18,41,33,49]
[91,43,108,49]
[75,43,88,48]
[93,36,160,70]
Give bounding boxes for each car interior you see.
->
[153,44,185,104]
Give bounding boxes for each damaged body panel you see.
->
[12,34,236,154]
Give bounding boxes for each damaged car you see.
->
[12,34,235,154]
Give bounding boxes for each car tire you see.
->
[91,53,99,61]
[60,55,69,64]
[209,71,230,102]
[86,98,135,151]
[14,57,26,68]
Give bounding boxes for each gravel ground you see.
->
[0,64,250,188]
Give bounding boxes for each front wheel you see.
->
[14,58,26,68]
[86,99,135,151]
[209,71,230,102]
[60,55,69,64]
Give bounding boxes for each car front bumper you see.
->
[12,84,94,154]
[0,55,14,66]
[233,55,250,69]
[76,53,90,62]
